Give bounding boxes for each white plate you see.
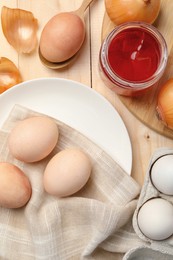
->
[0,78,132,174]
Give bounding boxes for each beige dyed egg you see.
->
[43,148,92,197]
[39,12,85,62]
[0,162,31,208]
[8,116,59,162]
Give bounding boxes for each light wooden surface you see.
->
[0,0,173,186]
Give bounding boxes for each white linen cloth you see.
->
[0,105,141,260]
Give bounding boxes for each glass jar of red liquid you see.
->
[99,22,168,97]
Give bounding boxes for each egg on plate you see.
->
[43,148,92,197]
[8,116,59,163]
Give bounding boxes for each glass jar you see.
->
[99,22,168,97]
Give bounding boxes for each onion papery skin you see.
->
[0,57,22,94]
[1,6,38,53]
[105,0,161,25]
[156,79,173,130]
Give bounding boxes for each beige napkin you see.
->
[0,105,141,260]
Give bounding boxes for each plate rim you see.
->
[0,77,132,174]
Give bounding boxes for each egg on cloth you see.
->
[150,154,173,195]
[137,198,173,240]
[39,12,85,63]
[0,162,31,208]
[8,116,59,163]
[43,148,92,197]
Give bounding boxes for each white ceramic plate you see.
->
[0,78,132,174]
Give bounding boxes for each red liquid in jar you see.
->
[108,28,161,82]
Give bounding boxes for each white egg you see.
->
[137,198,173,240]
[150,154,173,195]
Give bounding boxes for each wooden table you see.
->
[0,0,173,186]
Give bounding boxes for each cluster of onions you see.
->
[105,0,161,25]
[156,79,173,130]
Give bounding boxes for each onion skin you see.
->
[156,79,173,129]
[105,0,161,25]
[0,57,22,94]
[1,6,38,53]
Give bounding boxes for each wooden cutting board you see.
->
[102,0,173,139]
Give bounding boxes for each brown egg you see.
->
[39,12,85,62]
[0,162,31,208]
[8,116,59,162]
[43,148,92,197]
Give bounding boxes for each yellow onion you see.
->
[1,6,38,53]
[156,79,173,129]
[105,0,161,25]
[0,57,22,94]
